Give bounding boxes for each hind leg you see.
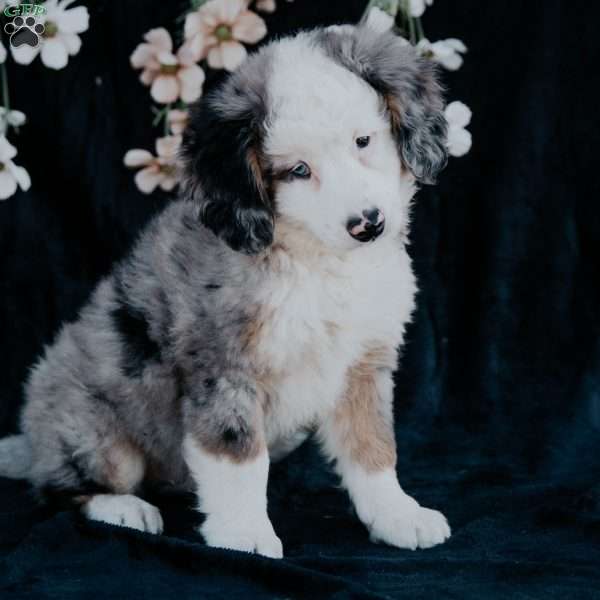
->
[21,374,163,534]
[35,435,164,534]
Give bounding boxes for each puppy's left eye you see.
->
[356,136,370,149]
[290,162,311,179]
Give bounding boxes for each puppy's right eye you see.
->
[290,162,311,179]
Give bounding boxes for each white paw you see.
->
[83,494,164,535]
[369,496,451,550]
[201,514,283,559]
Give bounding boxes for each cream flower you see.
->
[130,28,205,104]
[365,7,396,33]
[255,0,276,12]
[184,0,267,72]
[167,109,189,135]
[417,38,467,71]
[0,107,26,135]
[445,101,472,157]
[0,136,31,200]
[11,0,89,70]
[124,135,182,194]
[409,0,433,18]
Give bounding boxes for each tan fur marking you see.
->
[193,408,266,464]
[385,92,403,133]
[334,346,398,472]
[102,439,145,494]
[324,320,341,338]
[247,147,271,206]
[198,436,265,464]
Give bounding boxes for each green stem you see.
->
[0,60,10,135]
[407,14,416,44]
[416,16,425,41]
[164,103,171,136]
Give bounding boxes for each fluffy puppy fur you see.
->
[0,23,450,558]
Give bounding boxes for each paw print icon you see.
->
[4,16,45,48]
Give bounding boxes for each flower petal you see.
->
[150,75,180,104]
[214,41,247,72]
[184,11,203,40]
[181,34,208,62]
[156,135,182,159]
[54,5,89,33]
[10,43,41,65]
[41,38,69,69]
[60,33,82,56]
[0,136,17,161]
[130,43,155,69]
[445,38,467,53]
[7,161,31,191]
[447,126,472,157]
[167,109,189,135]
[365,7,395,33]
[124,149,154,168]
[0,169,17,200]
[207,44,225,69]
[134,165,163,194]
[409,0,426,17]
[210,0,247,24]
[256,0,276,12]
[232,11,267,44]
[7,110,26,127]
[140,68,156,86]
[0,42,7,65]
[144,28,173,53]
[445,101,472,128]
[157,51,177,66]
[159,176,178,192]
[178,65,205,103]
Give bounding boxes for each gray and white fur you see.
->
[0,23,450,557]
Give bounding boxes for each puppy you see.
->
[0,22,450,558]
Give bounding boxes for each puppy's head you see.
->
[181,23,448,254]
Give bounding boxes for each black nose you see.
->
[346,208,385,242]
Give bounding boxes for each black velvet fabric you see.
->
[1,1,600,597]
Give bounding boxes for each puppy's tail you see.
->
[0,434,32,479]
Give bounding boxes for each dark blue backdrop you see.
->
[1,1,599,598]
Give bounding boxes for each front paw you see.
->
[369,496,451,550]
[201,513,283,559]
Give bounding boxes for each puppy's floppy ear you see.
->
[180,67,273,254]
[319,24,448,184]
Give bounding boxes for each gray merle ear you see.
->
[180,65,273,254]
[318,24,448,184]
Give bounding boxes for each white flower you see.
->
[124,135,182,194]
[417,38,467,71]
[409,0,433,17]
[445,101,472,157]
[0,107,26,135]
[0,135,31,200]
[11,0,90,70]
[365,7,395,33]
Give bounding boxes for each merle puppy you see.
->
[0,22,450,558]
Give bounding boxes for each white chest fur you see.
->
[253,237,417,448]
